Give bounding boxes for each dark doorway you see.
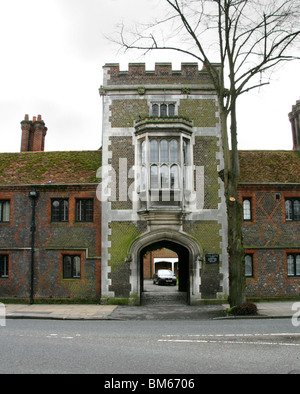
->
[140,240,190,305]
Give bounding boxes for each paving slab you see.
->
[1,301,297,321]
[4,304,117,320]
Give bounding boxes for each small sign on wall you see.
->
[205,254,219,264]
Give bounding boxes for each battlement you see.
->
[103,62,220,87]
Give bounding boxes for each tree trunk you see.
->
[227,195,246,306]
[219,95,246,307]
[227,98,246,307]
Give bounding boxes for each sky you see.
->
[0,0,299,153]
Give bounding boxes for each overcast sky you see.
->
[0,0,299,153]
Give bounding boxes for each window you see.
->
[0,201,10,223]
[141,166,147,191]
[63,255,81,279]
[170,165,179,189]
[245,254,253,278]
[287,254,300,277]
[150,140,158,162]
[76,199,94,222]
[151,103,176,117]
[0,255,9,278]
[51,199,69,222]
[141,140,146,164]
[140,137,189,193]
[285,199,300,221]
[149,139,180,190]
[243,199,252,221]
[150,165,159,189]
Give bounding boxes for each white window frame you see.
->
[243,198,252,221]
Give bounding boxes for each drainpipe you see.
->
[28,190,39,304]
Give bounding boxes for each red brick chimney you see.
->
[21,114,47,152]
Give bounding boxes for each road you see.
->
[0,318,300,375]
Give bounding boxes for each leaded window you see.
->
[76,199,94,222]
[63,255,81,279]
[151,103,175,117]
[243,199,252,221]
[51,199,69,222]
[245,254,253,278]
[149,139,179,190]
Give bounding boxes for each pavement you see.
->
[1,300,298,321]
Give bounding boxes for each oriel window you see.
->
[149,139,180,190]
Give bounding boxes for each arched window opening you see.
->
[170,140,178,162]
[243,199,252,221]
[160,140,169,162]
[150,165,158,189]
[160,165,169,189]
[170,165,179,189]
[150,140,158,162]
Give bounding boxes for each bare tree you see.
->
[116,0,300,306]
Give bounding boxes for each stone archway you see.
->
[129,230,202,305]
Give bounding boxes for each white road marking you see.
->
[159,333,300,347]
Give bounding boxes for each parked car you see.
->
[153,269,177,286]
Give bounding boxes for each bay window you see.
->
[139,135,191,208]
[135,108,193,209]
[144,138,181,191]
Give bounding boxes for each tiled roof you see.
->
[0,150,101,185]
[239,150,300,184]
[0,149,299,186]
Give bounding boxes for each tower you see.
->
[100,63,228,305]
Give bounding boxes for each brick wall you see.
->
[239,185,300,298]
[179,98,219,127]
[109,99,149,128]
[143,248,178,279]
[0,185,101,301]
